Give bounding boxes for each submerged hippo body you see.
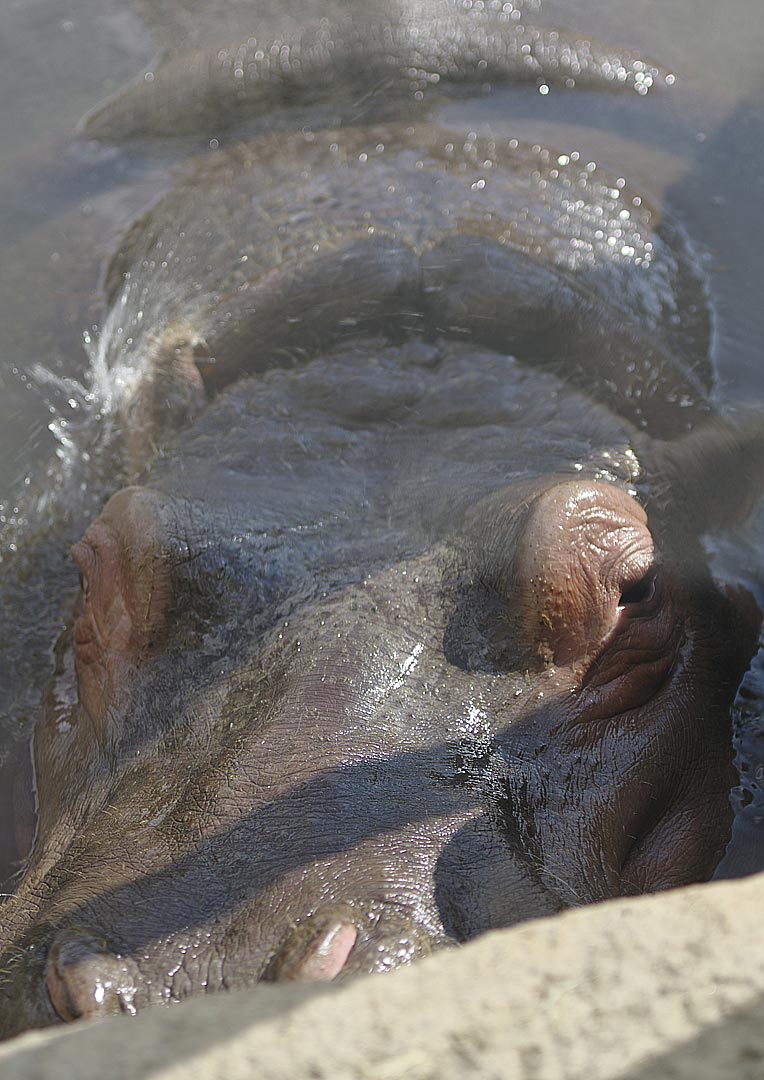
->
[0,124,760,1034]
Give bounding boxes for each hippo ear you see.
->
[69,487,172,726]
[637,411,764,534]
[121,326,207,477]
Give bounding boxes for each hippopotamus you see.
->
[0,115,761,1038]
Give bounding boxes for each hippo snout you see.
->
[43,918,353,1023]
[44,918,363,1024]
[40,904,430,1024]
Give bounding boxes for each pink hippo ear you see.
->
[70,487,171,727]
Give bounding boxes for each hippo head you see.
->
[0,337,758,1035]
[1,334,760,1028]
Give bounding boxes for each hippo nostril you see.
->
[289,920,358,982]
[263,909,358,983]
[45,929,136,1022]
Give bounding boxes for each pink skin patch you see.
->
[68,487,172,728]
[291,922,358,982]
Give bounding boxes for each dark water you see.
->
[0,0,763,880]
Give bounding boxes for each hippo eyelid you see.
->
[71,540,97,597]
[618,567,658,608]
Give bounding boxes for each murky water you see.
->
[0,0,763,883]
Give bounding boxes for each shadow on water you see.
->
[658,95,764,402]
[659,95,764,879]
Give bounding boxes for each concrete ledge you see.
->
[2,873,764,1079]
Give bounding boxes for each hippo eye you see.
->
[71,541,96,598]
[619,568,657,608]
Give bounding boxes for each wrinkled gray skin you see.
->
[0,1,762,1042]
[1,123,760,1036]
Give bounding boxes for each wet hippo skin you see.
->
[0,116,761,1037]
[81,0,669,139]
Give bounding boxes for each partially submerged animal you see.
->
[0,116,761,1035]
